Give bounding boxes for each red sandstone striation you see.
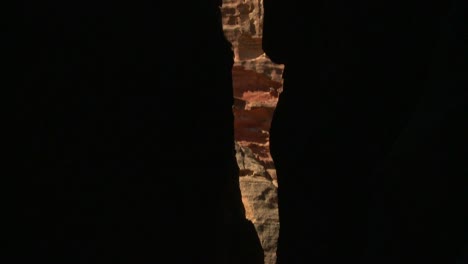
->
[222,1,284,263]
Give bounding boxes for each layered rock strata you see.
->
[222,1,284,263]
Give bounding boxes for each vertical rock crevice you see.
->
[222,1,283,263]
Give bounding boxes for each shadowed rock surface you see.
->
[16,1,264,263]
[263,0,467,263]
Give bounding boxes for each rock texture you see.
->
[236,143,280,264]
[222,1,284,263]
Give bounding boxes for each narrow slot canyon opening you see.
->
[222,2,282,263]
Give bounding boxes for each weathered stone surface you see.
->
[236,143,279,264]
[222,1,284,262]
[222,0,264,61]
[234,106,274,144]
[238,34,264,60]
[233,66,282,98]
[235,142,268,178]
[237,55,285,84]
[240,177,279,264]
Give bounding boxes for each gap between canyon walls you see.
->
[222,1,283,263]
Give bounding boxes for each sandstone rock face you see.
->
[222,1,284,263]
[235,143,279,264]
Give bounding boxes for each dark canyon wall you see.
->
[16,2,266,263]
